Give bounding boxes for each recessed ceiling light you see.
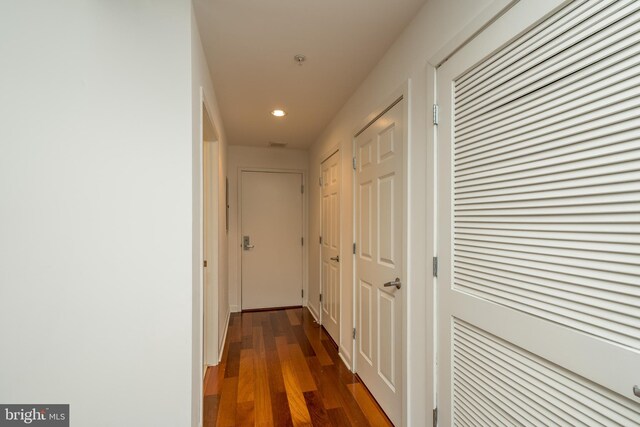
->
[271,109,286,117]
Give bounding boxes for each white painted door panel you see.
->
[437,1,640,425]
[321,150,340,343]
[241,171,303,310]
[355,100,403,426]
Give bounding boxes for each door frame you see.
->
[201,92,220,368]
[198,88,221,427]
[318,147,342,342]
[203,137,219,368]
[237,167,308,311]
[352,81,409,425]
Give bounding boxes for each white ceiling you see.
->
[194,0,426,149]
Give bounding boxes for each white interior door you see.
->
[355,99,404,426]
[241,171,303,310]
[437,1,640,425]
[321,150,341,343]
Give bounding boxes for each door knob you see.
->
[634,385,640,398]
[330,255,340,262]
[383,278,402,289]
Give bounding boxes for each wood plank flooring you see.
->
[204,308,393,426]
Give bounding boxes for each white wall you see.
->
[307,0,499,424]
[0,1,195,426]
[191,4,229,423]
[227,146,308,312]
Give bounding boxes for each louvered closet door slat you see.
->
[438,1,640,425]
[455,333,607,426]
[457,37,640,135]
[455,0,627,103]
[456,1,640,120]
[454,321,640,425]
[456,77,640,147]
[456,113,640,172]
[454,0,605,93]
[456,0,637,106]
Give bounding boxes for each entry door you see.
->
[321,150,341,342]
[241,171,303,310]
[437,1,640,425]
[355,99,403,426]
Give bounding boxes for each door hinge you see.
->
[433,407,438,427]
[301,289,304,298]
[301,184,304,194]
[433,256,438,278]
[353,242,356,254]
[203,260,207,268]
[301,237,304,246]
[319,177,323,186]
[352,157,357,170]
[352,328,356,340]
[433,104,439,125]
[319,294,322,302]
[319,236,323,244]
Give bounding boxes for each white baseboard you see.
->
[307,302,320,323]
[230,304,240,313]
[218,309,231,364]
[339,350,353,372]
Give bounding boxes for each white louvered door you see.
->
[437,0,640,425]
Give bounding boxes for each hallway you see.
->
[204,308,392,426]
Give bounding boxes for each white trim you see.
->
[198,90,205,427]
[339,352,352,371]
[201,91,220,368]
[320,144,341,164]
[236,167,309,311]
[429,0,517,67]
[198,87,220,427]
[230,304,240,313]
[424,63,438,427]
[307,303,320,323]
[217,309,231,364]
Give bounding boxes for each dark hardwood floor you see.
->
[204,307,393,426]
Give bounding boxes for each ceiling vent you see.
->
[268,141,288,148]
